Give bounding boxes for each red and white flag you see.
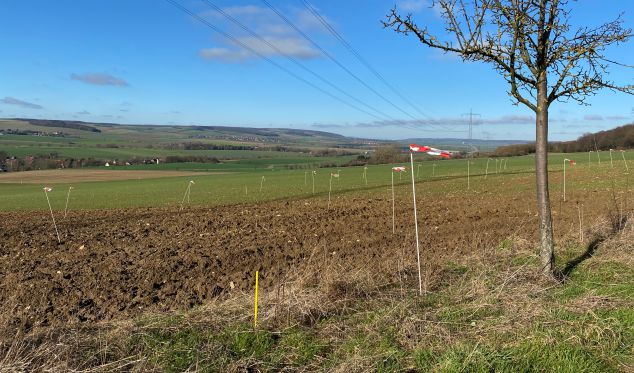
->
[43,187,52,192]
[331,172,339,178]
[569,159,576,166]
[409,144,431,153]
[409,144,451,158]
[392,166,407,172]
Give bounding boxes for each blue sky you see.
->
[1,0,633,140]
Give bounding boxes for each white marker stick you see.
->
[392,171,396,234]
[328,173,333,209]
[43,187,60,243]
[409,153,423,296]
[563,159,569,202]
[485,158,491,178]
[64,186,73,218]
[578,204,584,242]
[467,160,470,190]
[180,180,194,210]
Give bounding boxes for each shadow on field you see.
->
[557,213,629,281]
[559,236,604,279]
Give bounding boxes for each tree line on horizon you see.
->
[495,123,634,156]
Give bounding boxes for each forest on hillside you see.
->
[495,123,634,156]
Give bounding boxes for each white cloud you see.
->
[199,47,249,62]
[295,5,333,31]
[583,114,604,121]
[199,4,326,63]
[353,115,538,129]
[605,115,629,121]
[311,123,345,129]
[200,36,320,61]
[1,96,43,109]
[397,0,428,13]
[222,5,265,17]
[70,73,129,87]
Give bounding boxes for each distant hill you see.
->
[192,126,345,139]
[1,117,529,151]
[495,123,634,156]
[0,118,348,145]
[15,118,102,132]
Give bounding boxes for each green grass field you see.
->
[122,155,357,171]
[1,151,631,211]
[1,143,340,160]
[0,119,368,159]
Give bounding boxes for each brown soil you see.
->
[0,184,614,333]
[0,169,217,184]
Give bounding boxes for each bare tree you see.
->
[384,0,633,276]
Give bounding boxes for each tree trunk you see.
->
[535,73,555,275]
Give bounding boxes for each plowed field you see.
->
[1,176,613,335]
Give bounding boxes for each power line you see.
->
[260,0,452,133]
[165,0,384,120]
[166,0,463,134]
[461,109,481,143]
[301,0,437,122]
[300,0,462,133]
[199,0,398,122]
